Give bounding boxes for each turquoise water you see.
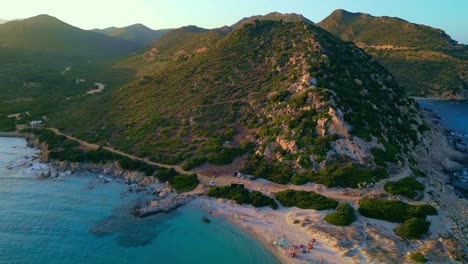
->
[0,137,279,264]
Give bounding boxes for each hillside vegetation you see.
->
[53,20,426,187]
[0,15,138,122]
[318,9,467,99]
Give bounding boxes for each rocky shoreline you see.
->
[412,109,468,248]
[11,122,468,262]
[421,108,468,198]
[22,134,195,217]
[132,194,196,217]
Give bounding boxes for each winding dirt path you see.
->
[47,127,367,203]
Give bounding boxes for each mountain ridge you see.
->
[319,9,458,48]
[93,23,173,46]
[0,14,140,57]
[318,9,467,99]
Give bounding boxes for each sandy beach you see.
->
[191,198,351,264]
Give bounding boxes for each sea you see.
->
[418,99,468,196]
[0,137,279,264]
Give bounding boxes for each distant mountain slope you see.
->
[55,20,425,187]
[0,14,138,120]
[115,25,221,74]
[93,24,172,46]
[0,19,7,24]
[318,9,457,48]
[318,9,467,99]
[0,15,140,58]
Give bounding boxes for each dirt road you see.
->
[47,127,366,203]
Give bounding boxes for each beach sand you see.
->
[191,198,351,264]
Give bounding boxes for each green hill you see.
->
[0,15,140,57]
[52,20,425,187]
[318,9,467,99]
[93,24,173,46]
[0,15,139,121]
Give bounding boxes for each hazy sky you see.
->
[2,0,467,43]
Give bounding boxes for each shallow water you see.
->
[0,137,279,264]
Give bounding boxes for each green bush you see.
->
[207,185,278,209]
[290,174,310,185]
[410,166,427,177]
[154,168,179,182]
[307,161,389,188]
[394,218,430,239]
[0,115,16,132]
[410,252,428,263]
[324,203,357,226]
[181,156,207,170]
[384,177,424,199]
[276,189,338,210]
[241,155,293,184]
[358,198,437,223]
[371,143,400,166]
[169,174,199,192]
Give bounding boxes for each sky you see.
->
[2,0,467,43]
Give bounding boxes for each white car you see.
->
[209,180,215,186]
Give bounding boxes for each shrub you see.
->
[207,147,242,165]
[410,252,428,263]
[371,143,400,166]
[384,177,424,199]
[169,174,199,192]
[410,166,427,177]
[276,189,338,210]
[207,185,277,209]
[154,168,179,182]
[241,155,293,184]
[181,156,207,170]
[290,174,310,185]
[308,161,388,188]
[324,203,357,226]
[0,115,16,132]
[394,218,430,239]
[358,198,437,223]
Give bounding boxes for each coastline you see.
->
[411,96,467,102]
[0,131,22,137]
[1,135,287,264]
[190,198,348,264]
[2,116,467,263]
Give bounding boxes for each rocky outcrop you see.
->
[411,111,468,248]
[132,194,195,217]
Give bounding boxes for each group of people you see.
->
[272,235,318,259]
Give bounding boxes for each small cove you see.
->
[0,137,279,264]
